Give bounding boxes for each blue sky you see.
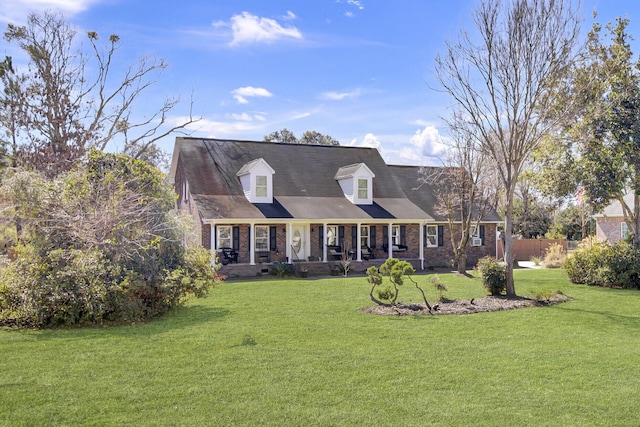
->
[2,0,640,166]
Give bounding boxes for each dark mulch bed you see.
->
[361,294,572,316]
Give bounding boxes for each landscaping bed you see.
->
[362,293,572,315]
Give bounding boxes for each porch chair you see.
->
[218,247,238,265]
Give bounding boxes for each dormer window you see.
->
[237,158,275,203]
[335,163,375,205]
[357,178,368,200]
[256,175,267,197]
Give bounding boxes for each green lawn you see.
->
[2,269,640,426]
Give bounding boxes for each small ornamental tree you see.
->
[366,258,433,312]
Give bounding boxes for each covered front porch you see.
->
[217,256,425,279]
[208,219,430,276]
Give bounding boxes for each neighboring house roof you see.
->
[169,137,501,223]
[593,193,634,218]
[388,165,502,223]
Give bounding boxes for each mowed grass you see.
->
[2,269,640,426]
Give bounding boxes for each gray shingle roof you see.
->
[388,165,502,222]
[171,137,499,223]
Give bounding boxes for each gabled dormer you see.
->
[237,158,275,203]
[334,163,375,205]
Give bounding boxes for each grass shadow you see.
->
[23,305,231,341]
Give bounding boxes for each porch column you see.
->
[286,222,293,263]
[323,222,328,262]
[419,222,425,270]
[249,223,255,265]
[388,222,394,259]
[210,221,216,266]
[356,223,362,261]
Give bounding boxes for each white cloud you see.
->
[1,0,100,24]
[224,11,302,46]
[283,11,296,21]
[348,0,365,10]
[173,117,261,136]
[320,89,363,101]
[410,125,447,157]
[398,147,422,162]
[226,112,267,122]
[228,112,252,121]
[231,86,273,104]
[350,133,382,149]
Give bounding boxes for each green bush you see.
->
[564,242,640,289]
[0,244,219,328]
[475,256,506,295]
[0,151,221,328]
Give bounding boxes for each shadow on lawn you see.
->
[553,305,640,329]
[25,306,231,340]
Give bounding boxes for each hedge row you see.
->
[564,242,640,289]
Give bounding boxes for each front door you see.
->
[291,224,309,261]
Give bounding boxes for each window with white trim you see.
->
[621,222,629,240]
[255,226,269,251]
[255,175,267,198]
[326,225,338,246]
[357,178,368,200]
[426,225,438,247]
[360,226,370,247]
[391,225,401,245]
[470,226,480,238]
[217,226,232,249]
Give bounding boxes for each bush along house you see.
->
[169,137,501,277]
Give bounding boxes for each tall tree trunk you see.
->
[504,197,516,296]
[457,251,467,274]
[634,193,640,246]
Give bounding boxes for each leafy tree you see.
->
[546,203,593,240]
[299,130,340,145]
[264,128,340,145]
[0,150,220,328]
[538,17,640,245]
[434,0,580,295]
[0,11,197,176]
[264,128,298,144]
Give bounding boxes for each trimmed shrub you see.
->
[475,256,506,295]
[564,242,640,289]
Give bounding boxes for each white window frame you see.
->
[360,226,370,248]
[183,181,189,202]
[426,225,438,247]
[217,226,232,249]
[255,226,269,251]
[255,175,267,198]
[357,178,368,200]
[391,225,401,245]
[621,222,629,240]
[326,225,338,246]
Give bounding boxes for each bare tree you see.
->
[1,11,197,176]
[420,110,500,274]
[434,0,580,295]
